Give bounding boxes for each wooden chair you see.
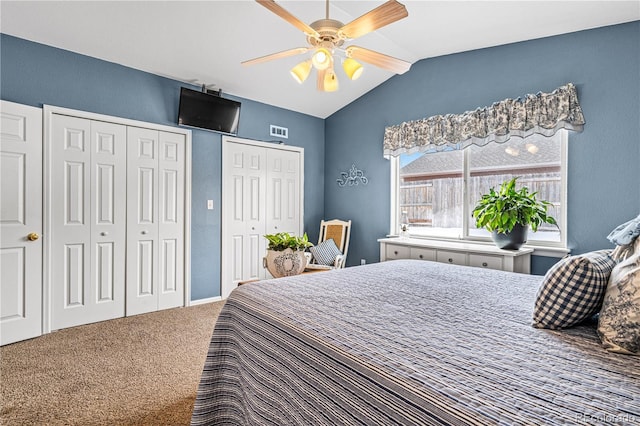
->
[307,219,351,269]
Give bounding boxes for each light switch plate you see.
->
[207,200,214,210]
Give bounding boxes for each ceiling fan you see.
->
[242,0,411,92]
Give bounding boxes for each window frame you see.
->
[390,131,569,253]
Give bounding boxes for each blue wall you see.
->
[0,34,325,299]
[324,22,640,275]
[3,21,638,287]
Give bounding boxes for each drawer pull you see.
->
[419,254,424,259]
[482,262,488,267]
[394,251,398,255]
[448,258,453,263]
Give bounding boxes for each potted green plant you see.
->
[263,232,313,278]
[472,177,557,250]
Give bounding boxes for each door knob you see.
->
[101,232,109,236]
[141,230,148,235]
[27,232,39,241]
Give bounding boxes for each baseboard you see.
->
[189,296,223,306]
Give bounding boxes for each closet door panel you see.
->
[158,131,184,310]
[90,121,126,319]
[243,149,266,282]
[126,127,159,316]
[266,149,300,236]
[51,115,91,330]
[221,142,266,298]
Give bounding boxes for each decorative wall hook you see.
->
[337,164,368,187]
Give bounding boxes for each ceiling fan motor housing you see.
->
[308,19,346,48]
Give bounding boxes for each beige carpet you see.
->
[1,301,224,425]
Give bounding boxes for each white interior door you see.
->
[126,126,159,316]
[221,141,267,298]
[266,148,301,236]
[50,116,126,330]
[0,101,43,346]
[158,131,185,310]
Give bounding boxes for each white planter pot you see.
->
[264,248,307,278]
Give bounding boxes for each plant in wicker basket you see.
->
[263,232,313,278]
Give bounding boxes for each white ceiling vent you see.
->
[270,125,288,139]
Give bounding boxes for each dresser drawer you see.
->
[410,247,436,261]
[469,254,503,270]
[386,244,410,259]
[436,250,467,265]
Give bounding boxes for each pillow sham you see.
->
[598,239,640,355]
[310,239,342,266]
[533,250,616,329]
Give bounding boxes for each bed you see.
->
[191,259,640,425]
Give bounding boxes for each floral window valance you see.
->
[383,83,585,157]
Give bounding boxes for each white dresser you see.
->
[378,237,533,274]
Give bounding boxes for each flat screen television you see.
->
[178,87,241,135]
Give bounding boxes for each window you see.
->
[391,131,567,247]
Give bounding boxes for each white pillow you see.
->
[598,239,640,355]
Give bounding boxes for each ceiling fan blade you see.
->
[339,0,408,39]
[256,0,320,38]
[346,46,411,75]
[242,47,309,66]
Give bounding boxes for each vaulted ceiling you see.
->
[2,1,638,118]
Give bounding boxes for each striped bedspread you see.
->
[191,260,640,425]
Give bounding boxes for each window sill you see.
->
[523,245,570,258]
[386,234,569,258]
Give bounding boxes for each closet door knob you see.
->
[101,232,108,236]
[27,232,39,241]
[141,230,148,235]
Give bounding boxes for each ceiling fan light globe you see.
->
[343,58,364,80]
[312,48,331,70]
[290,60,312,84]
[323,69,339,92]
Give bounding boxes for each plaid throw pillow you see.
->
[310,239,342,266]
[533,250,616,329]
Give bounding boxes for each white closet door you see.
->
[266,148,301,236]
[158,131,185,310]
[0,101,43,345]
[126,127,159,316]
[91,121,126,321]
[51,116,126,330]
[221,142,267,298]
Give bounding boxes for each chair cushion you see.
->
[598,239,640,355]
[310,239,342,266]
[532,250,616,329]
